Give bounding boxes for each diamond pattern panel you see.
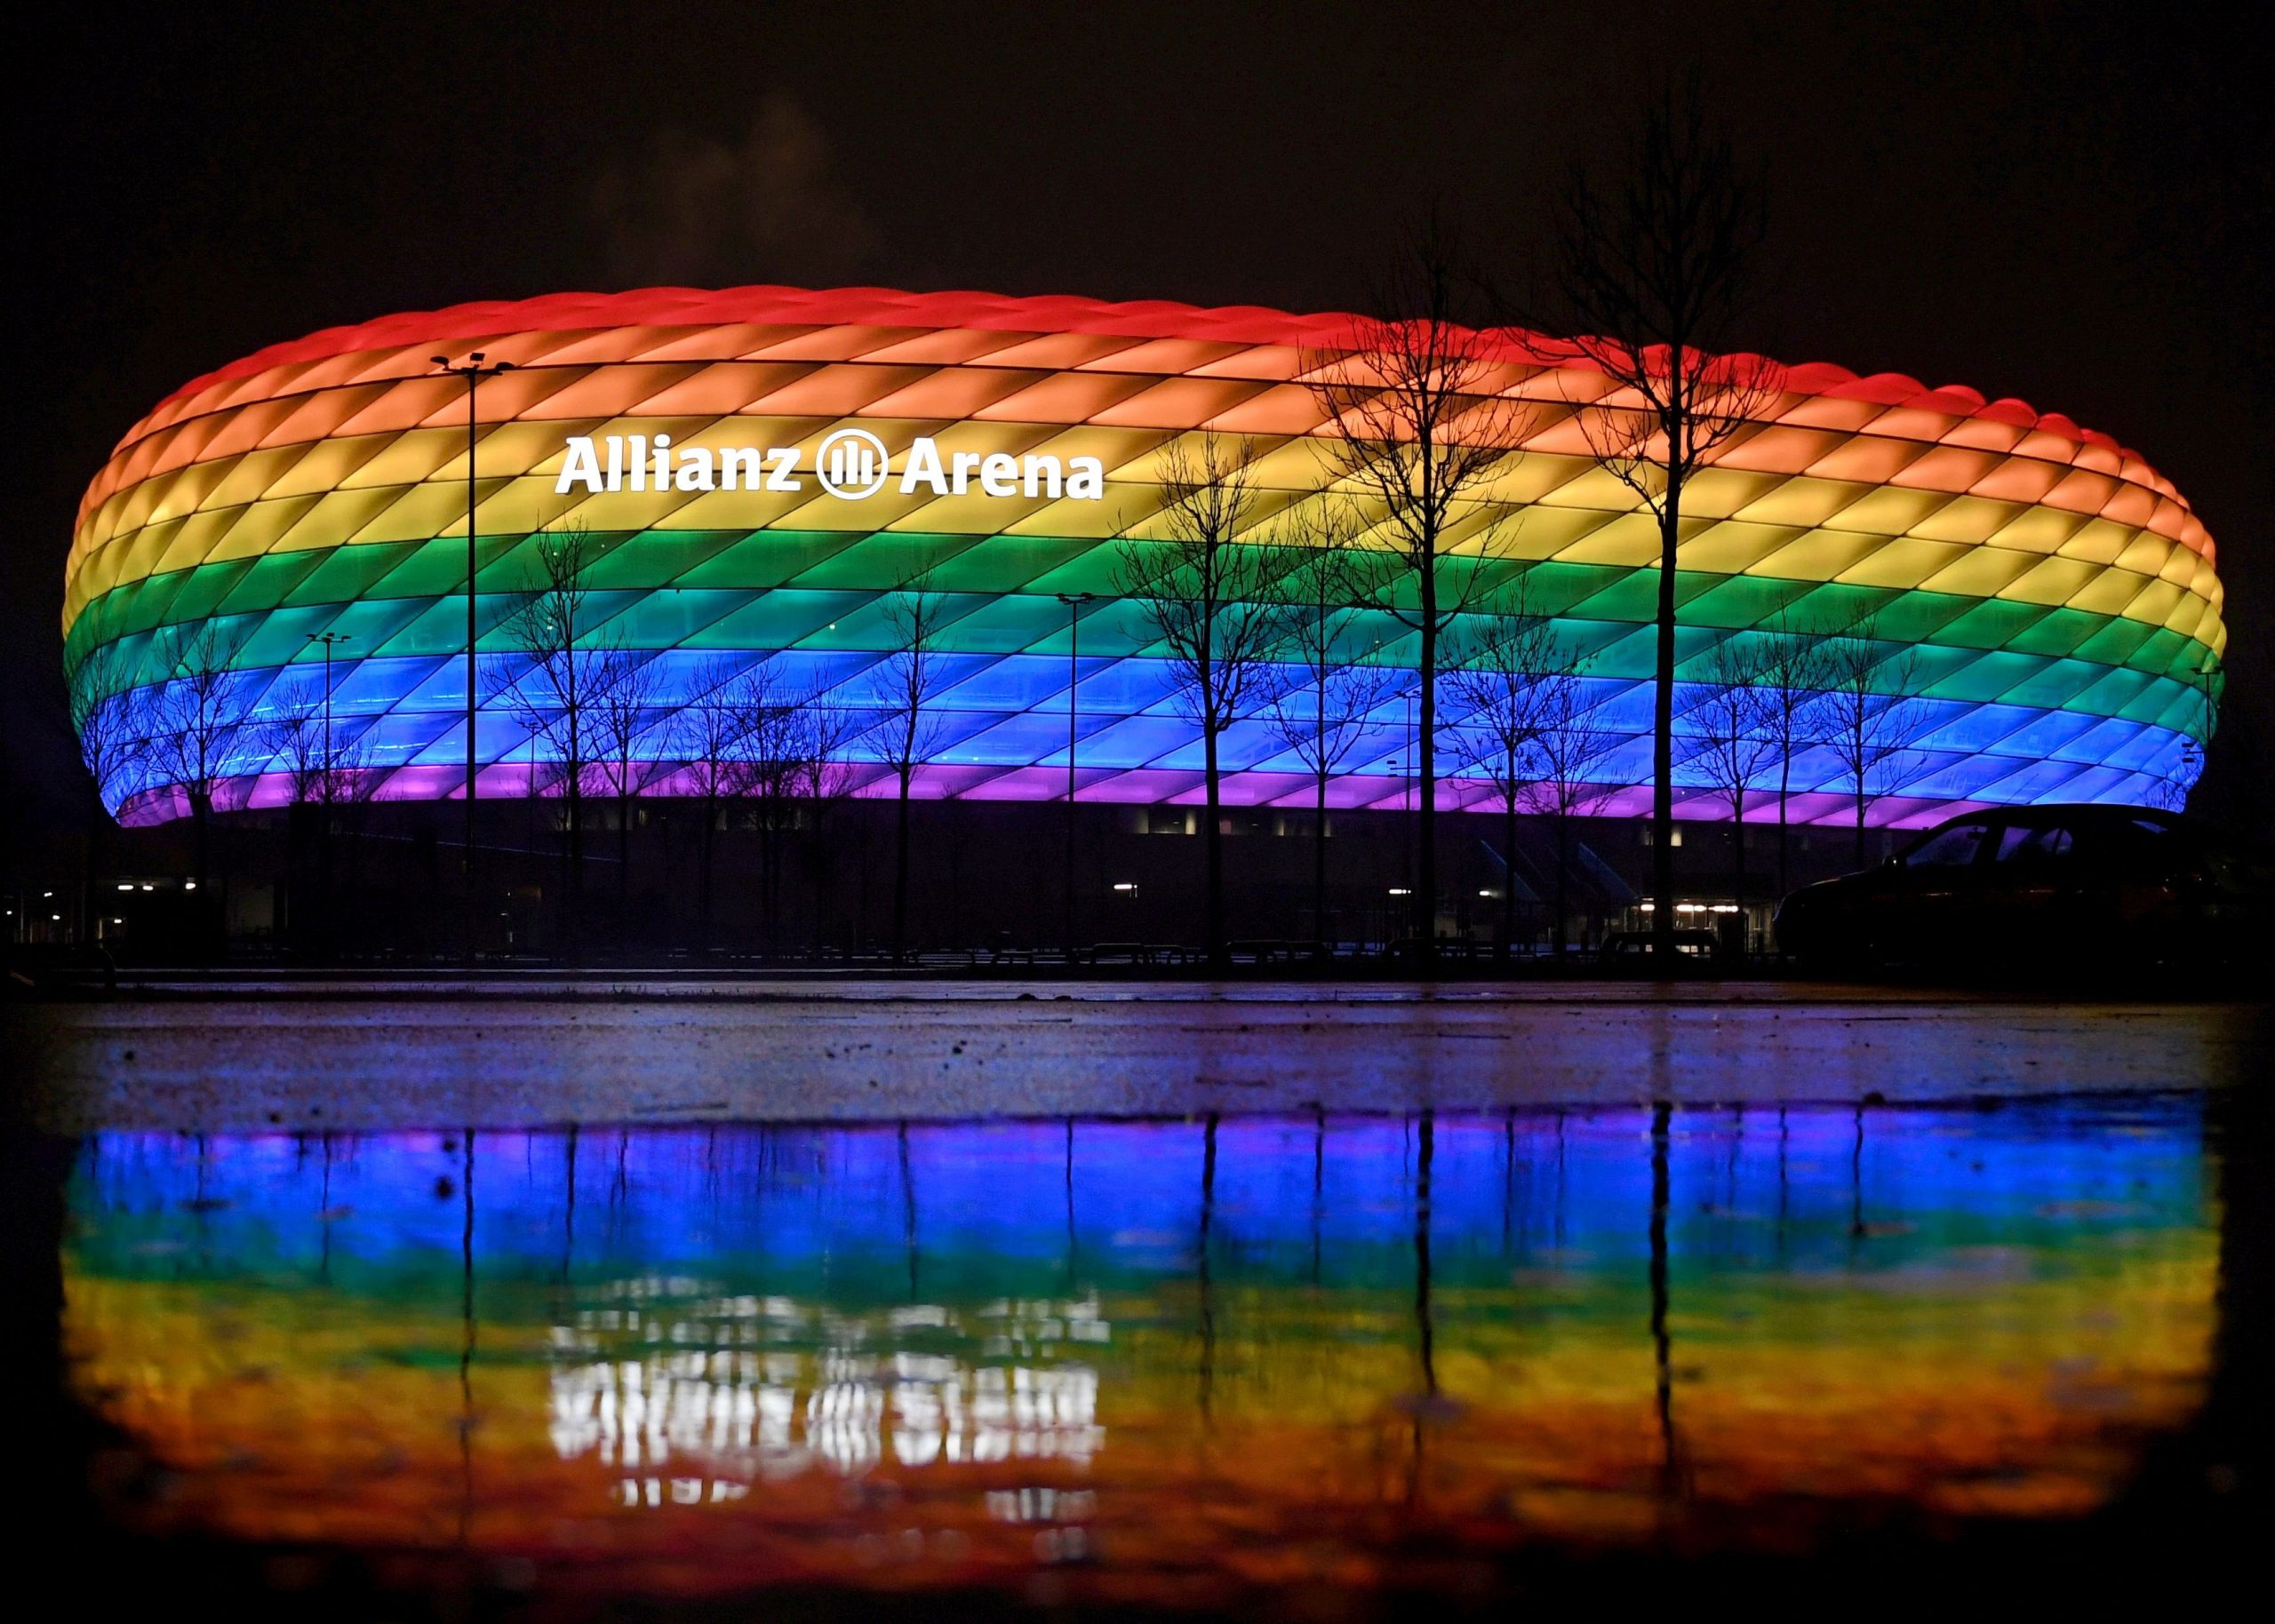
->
[62,287,2223,827]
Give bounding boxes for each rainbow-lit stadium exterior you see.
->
[65,286,2224,828]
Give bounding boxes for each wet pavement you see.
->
[6,983,2266,1616]
[14,980,2265,1128]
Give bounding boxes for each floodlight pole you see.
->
[307,632,352,796]
[1056,592,1098,960]
[432,352,515,959]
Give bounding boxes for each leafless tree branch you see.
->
[1113,432,1303,962]
[1303,219,1537,946]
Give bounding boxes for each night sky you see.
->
[12,2,2269,835]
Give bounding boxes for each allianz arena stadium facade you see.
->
[64,286,2224,828]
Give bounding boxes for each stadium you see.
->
[64,285,2224,841]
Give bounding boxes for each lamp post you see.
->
[432,352,515,957]
[1056,591,1098,959]
[306,632,352,801]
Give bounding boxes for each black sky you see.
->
[11,1,2271,831]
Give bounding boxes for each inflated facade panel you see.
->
[63,286,2223,826]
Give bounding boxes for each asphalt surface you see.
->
[9,979,2264,1133]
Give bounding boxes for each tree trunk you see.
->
[192,797,214,959]
[1502,796,1518,959]
[852,819,869,959]
[1731,798,1746,960]
[561,771,584,964]
[570,782,584,893]
[698,796,716,958]
[1854,778,1867,871]
[894,768,912,964]
[1553,811,1571,958]
[756,816,773,954]
[1313,769,1329,952]
[762,810,783,954]
[1203,718,1225,969]
[1417,575,1439,953]
[616,784,631,947]
[1776,752,1792,904]
[1651,484,1682,958]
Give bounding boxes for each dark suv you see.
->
[1772,804,2271,971]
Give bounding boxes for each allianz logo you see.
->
[555,429,1106,501]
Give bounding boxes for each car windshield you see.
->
[1904,821,1993,868]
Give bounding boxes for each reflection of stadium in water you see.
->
[64,1104,2216,1602]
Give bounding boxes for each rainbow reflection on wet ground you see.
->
[63,1097,2215,1606]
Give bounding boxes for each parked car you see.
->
[1772,803,2273,971]
[1598,928,1718,962]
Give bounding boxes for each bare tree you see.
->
[1545,77,1776,955]
[789,689,864,957]
[2151,758,2194,815]
[2157,654,2223,816]
[1683,635,1782,943]
[593,641,666,933]
[263,675,376,955]
[1308,220,1534,952]
[791,696,862,804]
[266,678,374,812]
[1815,618,1932,868]
[743,690,806,952]
[1520,657,1619,955]
[265,685,330,812]
[65,640,148,940]
[1752,617,1830,899]
[499,522,611,951]
[144,622,258,916]
[320,724,382,945]
[1265,504,1403,951]
[714,659,841,952]
[67,640,146,817]
[1445,576,1563,955]
[662,655,852,956]
[672,656,762,955]
[1113,434,1299,967]
[874,577,953,962]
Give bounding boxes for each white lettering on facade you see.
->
[555,434,1107,501]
